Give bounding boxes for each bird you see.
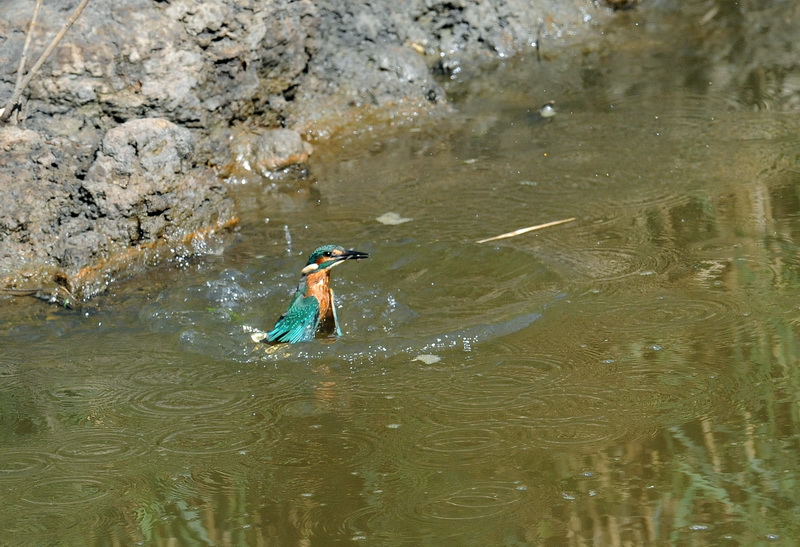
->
[266,244,369,344]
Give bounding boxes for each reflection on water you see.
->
[3,5,800,545]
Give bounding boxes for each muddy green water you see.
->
[3,11,800,547]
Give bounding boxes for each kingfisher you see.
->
[266,244,369,344]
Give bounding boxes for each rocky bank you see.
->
[0,0,613,300]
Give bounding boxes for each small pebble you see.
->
[539,101,557,118]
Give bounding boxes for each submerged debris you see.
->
[1,286,78,309]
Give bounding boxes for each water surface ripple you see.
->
[2,13,800,544]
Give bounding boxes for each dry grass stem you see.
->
[15,0,43,93]
[1,0,90,123]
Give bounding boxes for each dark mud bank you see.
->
[0,0,610,300]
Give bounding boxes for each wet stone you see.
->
[227,128,314,178]
[0,119,236,300]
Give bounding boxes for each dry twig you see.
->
[476,217,576,243]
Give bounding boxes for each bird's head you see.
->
[301,245,369,275]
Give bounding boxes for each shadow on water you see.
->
[3,3,800,545]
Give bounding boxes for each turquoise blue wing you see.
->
[267,293,320,344]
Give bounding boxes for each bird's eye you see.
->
[323,251,333,257]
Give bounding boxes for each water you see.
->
[3,8,800,545]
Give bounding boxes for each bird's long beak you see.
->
[340,249,369,261]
